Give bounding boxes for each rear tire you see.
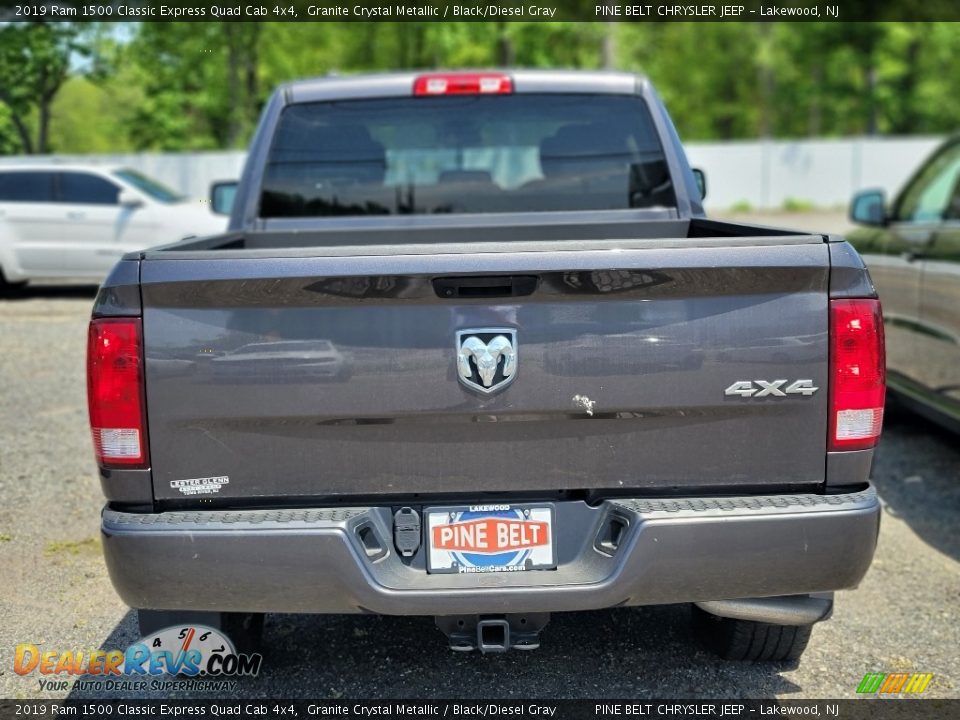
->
[137,609,265,654]
[691,605,813,662]
[0,266,26,295]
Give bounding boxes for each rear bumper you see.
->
[101,487,880,616]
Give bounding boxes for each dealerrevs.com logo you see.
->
[15,625,262,692]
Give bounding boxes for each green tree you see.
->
[0,22,88,153]
[9,20,960,155]
[125,23,263,150]
[48,75,142,153]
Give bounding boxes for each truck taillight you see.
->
[829,299,885,451]
[413,73,513,96]
[87,318,148,467]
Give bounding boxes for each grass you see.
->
[781,197,816,212]
[44,537,100,556]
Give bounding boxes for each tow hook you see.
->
[435,613,550,652]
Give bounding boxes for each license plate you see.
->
[425,504,556,574]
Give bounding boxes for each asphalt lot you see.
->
[1,275,958,701]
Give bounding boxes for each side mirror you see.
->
[692,168,707,201]
[210,181,238,216]
[117,190,143,209]
[850,189,886,226]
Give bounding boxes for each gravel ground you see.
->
[0,278,958,701]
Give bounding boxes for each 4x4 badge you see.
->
[456,328,517,394]
[724,379,819,397]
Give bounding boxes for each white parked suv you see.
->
[0,165,226,288]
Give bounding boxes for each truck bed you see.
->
[149,218,819,257]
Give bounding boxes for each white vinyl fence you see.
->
[684,136,943,210]
[0,135,946,211]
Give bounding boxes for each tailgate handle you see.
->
[433,275,538,299]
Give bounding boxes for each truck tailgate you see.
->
[140,239,830,504]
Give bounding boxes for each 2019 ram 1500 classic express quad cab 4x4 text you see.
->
[88,71,884,660]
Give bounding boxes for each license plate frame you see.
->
[424,503,557,575]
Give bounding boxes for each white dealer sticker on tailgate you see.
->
[169,476,230,496]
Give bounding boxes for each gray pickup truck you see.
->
[89,71,884,660]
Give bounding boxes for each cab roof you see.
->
[283,70,651,105]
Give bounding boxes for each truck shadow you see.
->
[68,605,801,699]
[0,283,99,301]
[871,409,960,563]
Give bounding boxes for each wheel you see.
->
[0,266,26,295]
[691,605,813,662]
[137,609,265,654]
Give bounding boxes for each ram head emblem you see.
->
[456,329,518,394]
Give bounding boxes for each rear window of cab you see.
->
[259,94,676,218]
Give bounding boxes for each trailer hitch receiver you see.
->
[435,613,550,652]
